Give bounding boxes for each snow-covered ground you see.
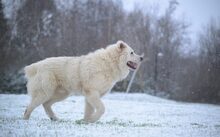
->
[0,93,220,137]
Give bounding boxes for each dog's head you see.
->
[116,40,144,71]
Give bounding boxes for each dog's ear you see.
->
[117,40,126,51]
[119,43,125,49]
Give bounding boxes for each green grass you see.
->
[74,118,162,127]
[190,123,207,128]
[214,124,220,128]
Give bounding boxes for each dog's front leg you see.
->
[83,100,94,121]
[84,91,105,123]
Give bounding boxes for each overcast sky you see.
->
[122,0,220,52]
[123,0,220,32]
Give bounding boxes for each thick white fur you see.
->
[24,40,142,122]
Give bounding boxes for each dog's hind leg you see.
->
[43,89,69,121]
[24,71,56,120]
[24,92,50,120]
[43,100,58,121]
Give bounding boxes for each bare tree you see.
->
[197,19,220,102]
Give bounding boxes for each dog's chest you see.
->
[99,81,116,96]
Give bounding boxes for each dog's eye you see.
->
[131,52,133,55]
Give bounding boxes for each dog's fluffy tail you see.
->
[24,64,37,80]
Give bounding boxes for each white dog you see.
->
[24,41,143,123]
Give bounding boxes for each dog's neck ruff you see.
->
[106,51,129,82]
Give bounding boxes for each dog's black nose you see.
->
[140,57,143,61]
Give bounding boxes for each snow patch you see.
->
[0,93,220,137]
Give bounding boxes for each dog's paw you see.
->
[83,118,98,123]
[23,117,29,120]
[23,115,30,120]
[50,116,59,121]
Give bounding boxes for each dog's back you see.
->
[25,57,82,95]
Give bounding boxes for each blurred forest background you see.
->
[0,0,220,103]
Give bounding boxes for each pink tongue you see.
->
[131,62,137,68]
[133,63,137,68]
